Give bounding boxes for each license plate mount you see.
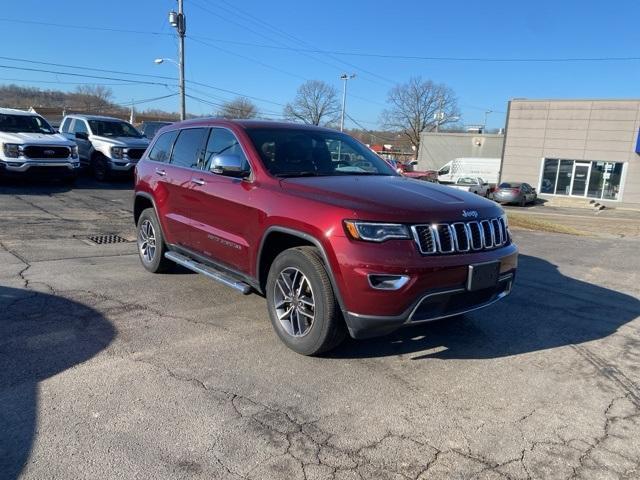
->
[467,261,500,291]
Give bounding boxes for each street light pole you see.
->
[484,110,493,132]
[168,1,186,120]
[339,74,355,132]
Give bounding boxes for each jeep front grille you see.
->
[411,217,509,255]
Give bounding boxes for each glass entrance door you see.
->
[571,163,590,196]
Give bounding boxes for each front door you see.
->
[188,127,258,274]
[571,163,590,197]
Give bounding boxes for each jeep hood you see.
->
[0,132,75,145]
[91,136,149,148]
[279,175,503,223]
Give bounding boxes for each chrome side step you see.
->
[164,251,252,294]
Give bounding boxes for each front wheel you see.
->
[92,153,110,182]
[266,246,346,355]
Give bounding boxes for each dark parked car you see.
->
[133,119,518,355]
[140,121,173,139]
[493,182,537,206]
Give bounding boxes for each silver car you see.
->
[493,182,537,206]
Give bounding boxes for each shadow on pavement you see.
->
[0,286,115,479]
[0,173,133,194]
[330,254,640,360]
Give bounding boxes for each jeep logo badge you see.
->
[462,210,478,218]
[44,149,55,156]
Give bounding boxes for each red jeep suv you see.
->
[133,119,517,355]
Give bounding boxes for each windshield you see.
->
[143,122,171,138]
[245,127,397,177]
[88,119,142,138]
[0,114,55,134]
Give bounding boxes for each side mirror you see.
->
[211,154,249,178]
[75,132,89,141]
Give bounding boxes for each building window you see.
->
[540,159,624,201]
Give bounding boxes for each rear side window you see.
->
[60,117,72,133]
[203,128,249,172]
[170,128,208,169]
[148,130,178,163]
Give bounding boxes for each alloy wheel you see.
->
[138,219,157,263]
[273,267,315,337]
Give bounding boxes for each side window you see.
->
[148,130,178,163]
[204,128,249,173]
[60,117,71,133]
[170,128,208,169]
[72,119,88,135]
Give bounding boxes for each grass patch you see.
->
[507,212,586,236]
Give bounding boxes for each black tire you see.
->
[92,153,110,182]
[519,196,526,207]
[266,246,346,355]
[136,208,172,273]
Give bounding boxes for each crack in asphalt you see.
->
[3,233,639,479]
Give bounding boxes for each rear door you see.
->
[148,128,208,249]
[187,127,258,274]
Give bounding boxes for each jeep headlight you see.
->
[344,221,410,242]
[70,145,79,159]
[3,143,20,158]
[111,147,124,159]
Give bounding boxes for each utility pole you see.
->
[339,73,355,132]
[129,99,135,124]
[169,1,186,120]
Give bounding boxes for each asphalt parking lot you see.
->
[1,177,639,480]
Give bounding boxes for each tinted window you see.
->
[499,182,521,188]
[245,128,396,177]
[88,120,141,138]
[72,119,88,135]
[204,128,249,173]
[0,114,54,134]
[148,130,178,163]
[170,128,208,169]
[60,117,72,133]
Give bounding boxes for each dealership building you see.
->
[417,131,504,171]
[501,99,640,207]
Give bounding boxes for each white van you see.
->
[437,157,501,184]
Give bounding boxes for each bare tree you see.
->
[283,80,340,126]
[73,85,114,111]
[381,77,460,153]
[217,96,258,119]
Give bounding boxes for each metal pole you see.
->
[177,0,186,121]
[340,76,347,132]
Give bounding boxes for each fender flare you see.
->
[256,226,347,315]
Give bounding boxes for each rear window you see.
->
[499,182,521,188]
[148,130,178,163]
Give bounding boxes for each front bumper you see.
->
[108,159,138,172]
[0,159,80,175]
[345,272,514,338]
[328,235,518,339]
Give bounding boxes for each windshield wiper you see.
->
[275,171,326,178]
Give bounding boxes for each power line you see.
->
[1,17,637,64]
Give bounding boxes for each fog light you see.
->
[7,161,24,167]
[368,274,410,290]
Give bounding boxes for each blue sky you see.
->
[1,0,639,130]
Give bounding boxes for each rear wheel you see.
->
[266,246,346,355]
[136,208,172,273]
[519,196,526,207]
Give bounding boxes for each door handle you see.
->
[191,178,206,186]
[155,168,166,176]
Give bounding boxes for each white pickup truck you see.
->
[0,108,79,181]
[449,176,491,197]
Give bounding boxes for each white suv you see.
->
[0,108,79,181]
[60,114,149,181]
